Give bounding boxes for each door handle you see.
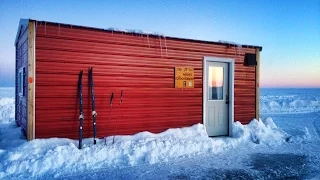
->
[226,95,229,104]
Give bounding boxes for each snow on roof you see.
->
[106,27,164,36]
[218,40,243,47]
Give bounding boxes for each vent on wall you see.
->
[244,53,257,66]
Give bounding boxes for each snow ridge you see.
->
[260,95,320,114]
[0,118,298,179]
[260,88,320,114]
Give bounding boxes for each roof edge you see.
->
[19,19,263,51]
[14,18,30,45]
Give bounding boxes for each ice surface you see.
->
[0,88,14,98]
[260,88,320,114]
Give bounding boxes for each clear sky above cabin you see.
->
[0,0,319,88]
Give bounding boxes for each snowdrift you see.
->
[0,117,305,179]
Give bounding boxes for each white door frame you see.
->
[203,56,234,136]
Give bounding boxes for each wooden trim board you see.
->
[255,49,260,120]
[27,20,35,140]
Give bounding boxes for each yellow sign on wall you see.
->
[175,67,194,88]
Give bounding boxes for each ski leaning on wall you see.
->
[89,67,97,145]
[78,70,84,149]
[77,68,122,147]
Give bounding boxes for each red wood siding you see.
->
[35,22,257,139]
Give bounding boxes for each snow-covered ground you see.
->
[0,88,320,179]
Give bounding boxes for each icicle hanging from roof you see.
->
[147,34,150,48]
[218,40,243,57]
[159,36,163,58]
[164,36,168,56]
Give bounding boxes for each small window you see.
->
[18,67,25,96]
[208,66,224,100]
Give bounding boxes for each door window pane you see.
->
[208,66,223,100]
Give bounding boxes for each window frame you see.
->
[18,67,25,96]
[208,66,224,101]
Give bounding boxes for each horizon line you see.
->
[0,86,320,89]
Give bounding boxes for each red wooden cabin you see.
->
[15,19,262,140]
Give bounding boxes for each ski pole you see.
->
[89,67,97,145]
[105,92,114,145]
[78,70,84,149]
[112,90,123,145]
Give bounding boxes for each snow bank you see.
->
[0,98,15,124]
[233,118,289,145]
[0,118,294,178]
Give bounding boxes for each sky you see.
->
[0,0,319,88]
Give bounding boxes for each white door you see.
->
[205,62,229,136]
